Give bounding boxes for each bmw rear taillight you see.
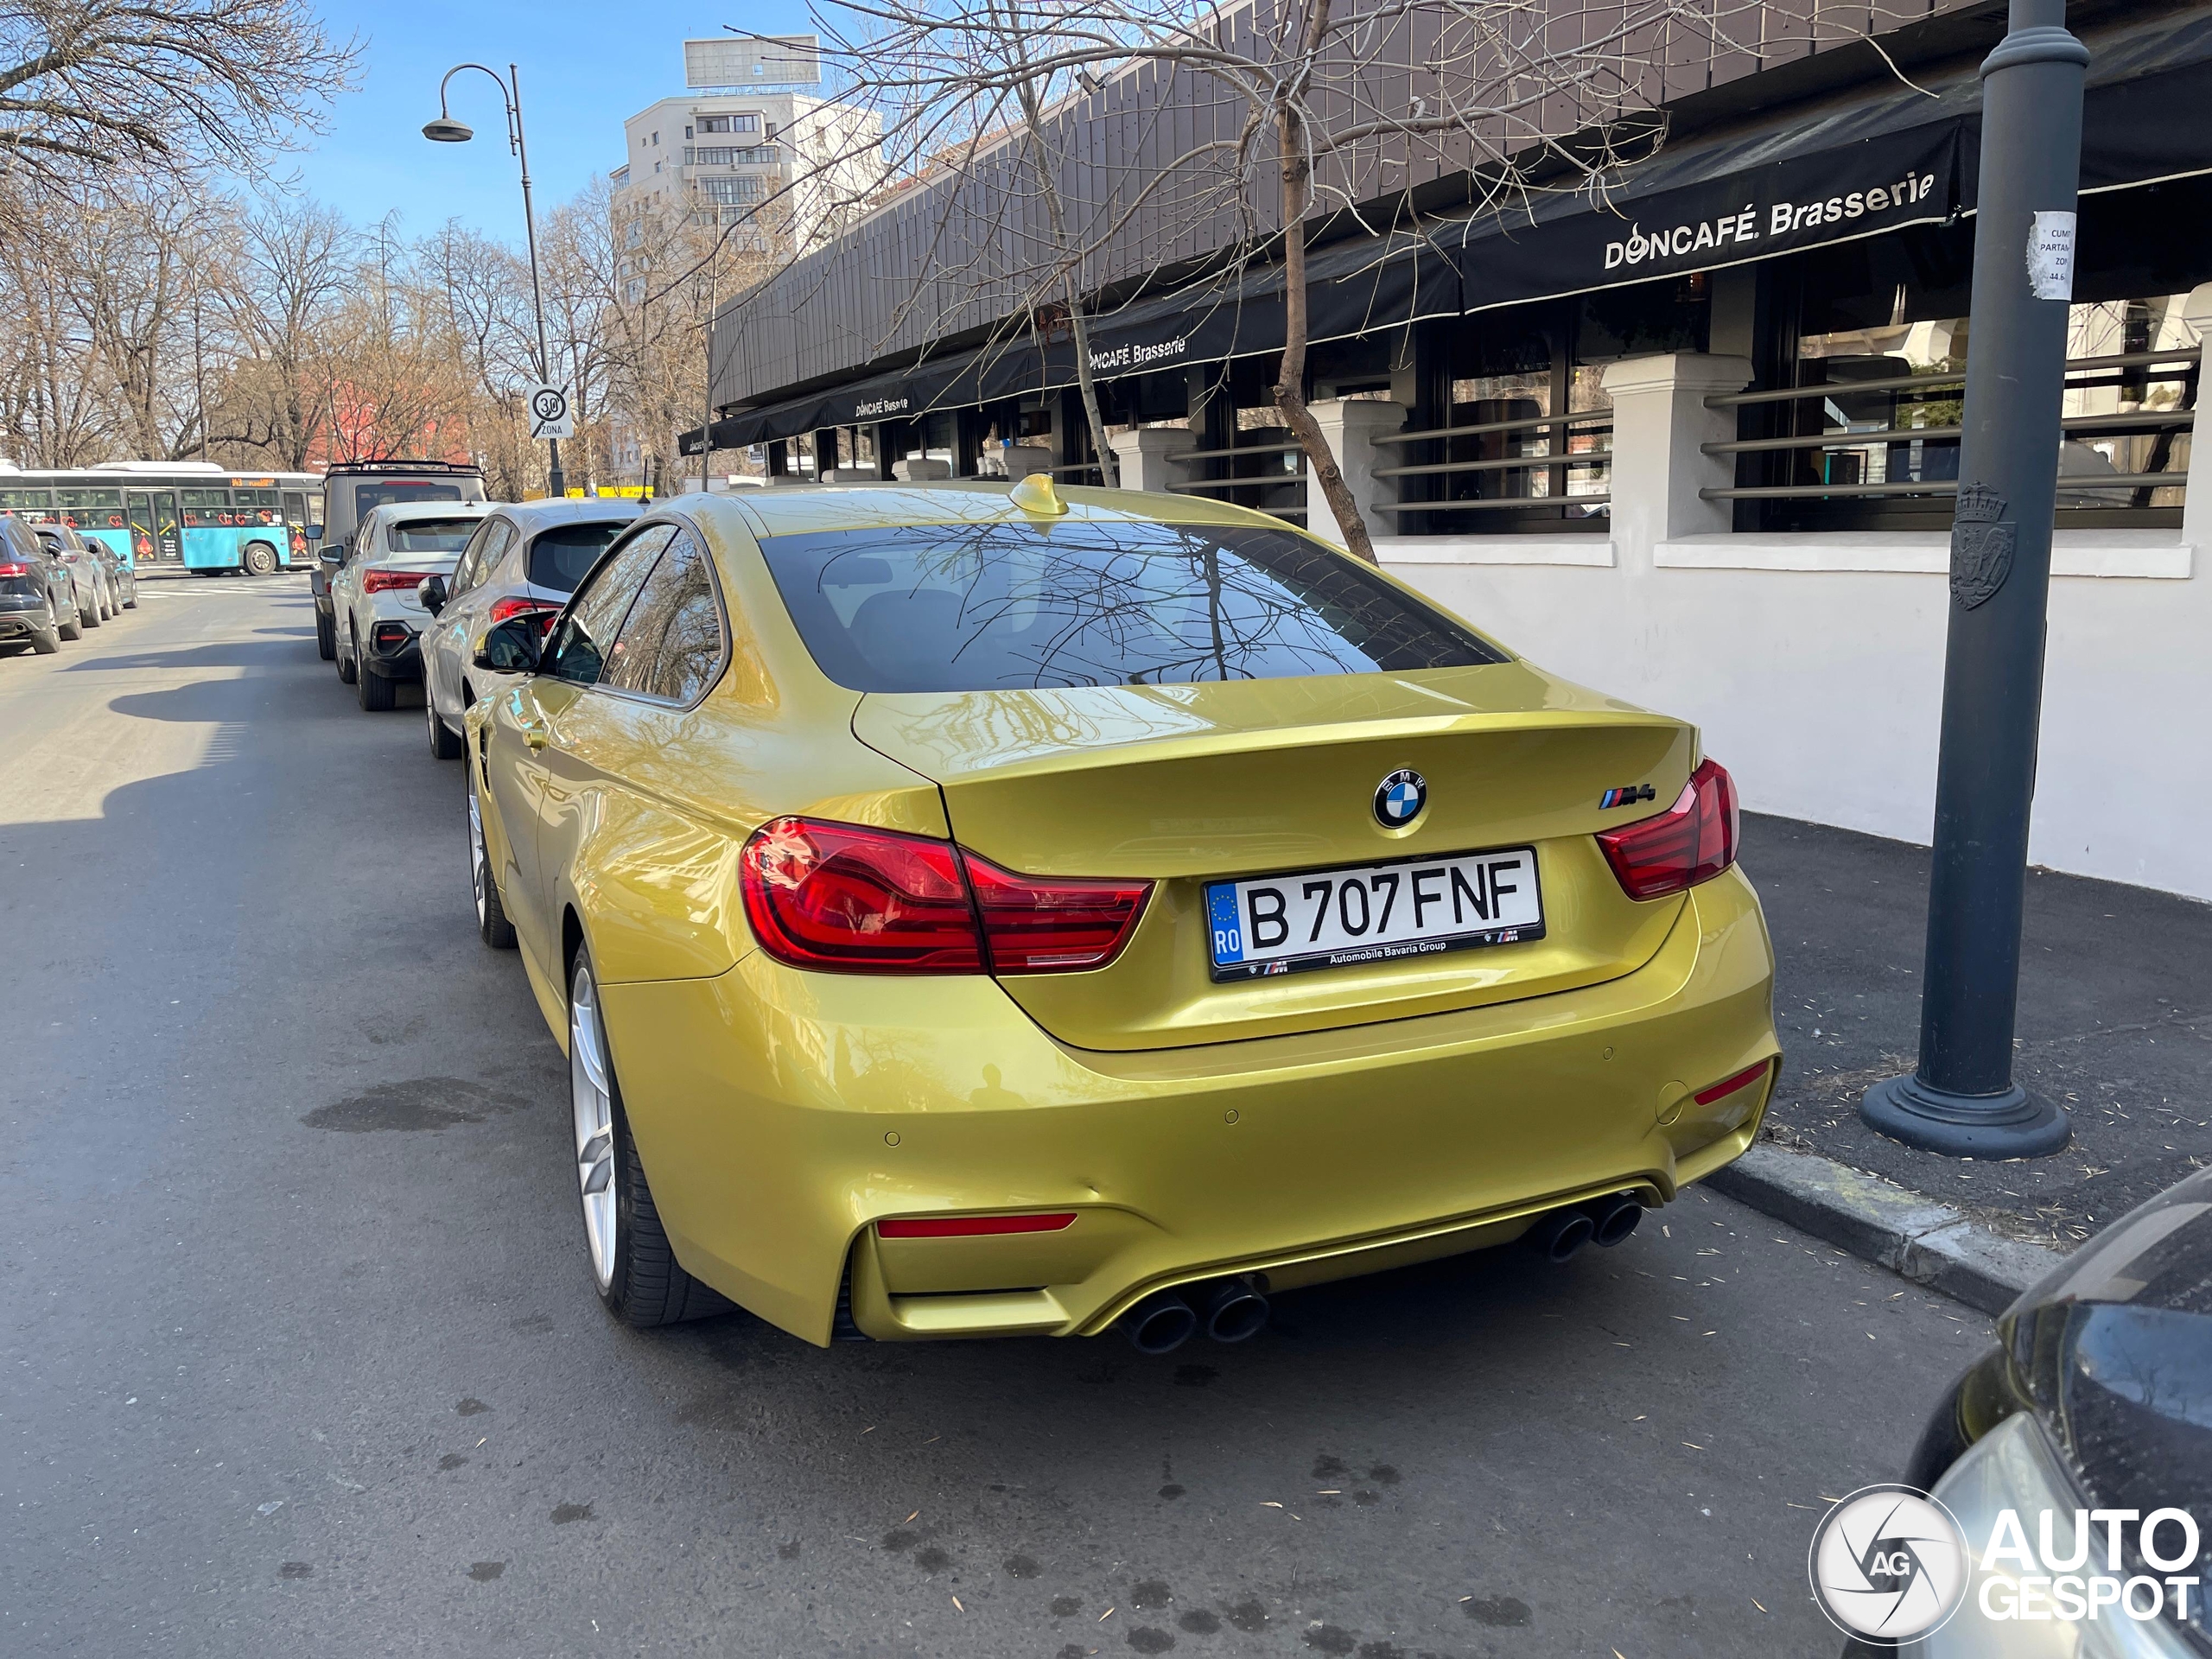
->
[363,566,432,594]
[741,817,986,973]
[1595,759,1739,900]
[490,595,563,633]
[963,854,1151,972]
[738,817,1152,976]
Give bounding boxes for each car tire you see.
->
[356,656,395,711]
[56,604,81,641]
[467,775,518,950]
[79,588,100,628]
[426,692,464,760]
[315,608,334,658]
[122,585,137,610]
[243,542,278,577]
[29,626,60,654]
[336,625,358,684]
[568,948,732,1327]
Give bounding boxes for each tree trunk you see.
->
[1272,107,1377,564]
[1006,6,1118,489]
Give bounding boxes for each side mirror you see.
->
[303,524,323,542]
[417,574,448,614]
[472,616,543,674]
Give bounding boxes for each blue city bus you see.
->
[0,465,323,575]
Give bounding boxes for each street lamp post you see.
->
[423,62,566,499]
[1859,0,2088,1159]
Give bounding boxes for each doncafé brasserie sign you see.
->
[1604,168,1942,273]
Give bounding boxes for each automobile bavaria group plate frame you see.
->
[1205,845,1545,982]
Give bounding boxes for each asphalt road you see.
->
[2,578,1994,1659]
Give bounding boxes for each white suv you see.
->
[331,500,498,711]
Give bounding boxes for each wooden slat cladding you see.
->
[718,0,1963,406]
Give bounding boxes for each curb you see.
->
[1703,1142,2067,1316]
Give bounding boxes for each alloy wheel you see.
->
[569,959,619,1294]
[467,784,489,930]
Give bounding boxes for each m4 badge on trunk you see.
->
[1374,769,1427,827]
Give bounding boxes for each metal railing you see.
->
[1702,349,2196,511]
[1163,435,1308,520]
[1370,410,1612,521]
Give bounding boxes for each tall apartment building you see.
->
[608,39,883,267]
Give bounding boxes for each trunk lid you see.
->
[854,662,1697,1051]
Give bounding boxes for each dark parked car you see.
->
[0,515,83,653]
[35,523,130,619]
[1901,1164,2212,1656]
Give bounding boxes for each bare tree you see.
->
[794,0,1788,561]
[0,0,358,194]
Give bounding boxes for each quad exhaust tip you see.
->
[1527,1193,1646,1263]
[1120,1290,1198,1355]
[1121,1275,1273,1353]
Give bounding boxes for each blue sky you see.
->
[288,1,813,243]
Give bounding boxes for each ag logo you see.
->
[1950,483,2013,610]
[528,383,575,441]
[1374,769,1427,828]
[1808,1484,1970,1645]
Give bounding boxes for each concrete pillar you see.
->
[1107,427,1196,495]
[1599,353,1754,557]
[1305,397,1408,548]
[2182,284,2212,556]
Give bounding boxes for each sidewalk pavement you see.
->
[1707,812,2210,1309]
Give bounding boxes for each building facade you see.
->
[693,0,2212,899]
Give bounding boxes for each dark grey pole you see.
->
[1860,0,2087,1157]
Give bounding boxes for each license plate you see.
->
[1205,847,1543,981]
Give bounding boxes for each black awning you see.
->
[683,344,998,450]
[1439,4,2212,314]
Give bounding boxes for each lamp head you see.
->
[422,116,474,143]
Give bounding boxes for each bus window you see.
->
[57,488,124,532]
[181,488,232,529]
[0,489,54,520]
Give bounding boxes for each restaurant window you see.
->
[1388,283,1704,535]
[1728,179,2206,531]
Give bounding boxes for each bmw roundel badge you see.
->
[1374,768,1427,828]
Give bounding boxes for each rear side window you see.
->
[385,517,481,552]
[603,529,724,702]
[528,521,632,593]
[757,521,1507,693]
[542,524,677,685]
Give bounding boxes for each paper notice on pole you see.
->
[2025,212,2076,301]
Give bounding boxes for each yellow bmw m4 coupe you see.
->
[462,477,1778,1351]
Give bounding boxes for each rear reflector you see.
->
[1595,759,1740,901]
[877,1213,1077,1239]
[363,566,433,594]
[1694,1059,1773,1106]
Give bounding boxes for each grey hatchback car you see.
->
[416,498,643,759]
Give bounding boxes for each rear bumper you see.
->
[0,600,54,635]
[598,867,1778,1346]
[361,623,423,678]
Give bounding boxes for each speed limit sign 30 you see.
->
[528,384,575,439]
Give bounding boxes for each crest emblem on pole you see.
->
[1949,484,2013,610]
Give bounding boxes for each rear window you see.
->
[528,522,632,593]
[347,479,482,515]
[386,518,481,552]
[757,521,1506,693]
